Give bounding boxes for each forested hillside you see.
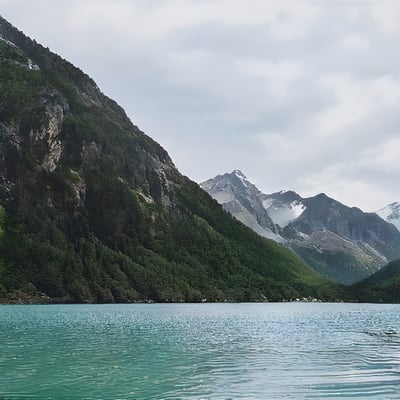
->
[0,16,342,303]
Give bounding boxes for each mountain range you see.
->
[0,16,344,303]
[201,170,400,285]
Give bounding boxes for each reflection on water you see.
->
[1,303,400,399]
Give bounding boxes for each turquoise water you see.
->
[1,303,400,399]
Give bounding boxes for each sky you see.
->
[1,0,400,211]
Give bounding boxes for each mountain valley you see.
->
[202,171,400,285]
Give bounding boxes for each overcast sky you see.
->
[1,0,400,211]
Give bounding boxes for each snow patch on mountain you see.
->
[233,169,250,187]
[212,190,235,204]
[263,198,306,227]
[376,202,400,231]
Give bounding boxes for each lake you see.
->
[1,303,400,399]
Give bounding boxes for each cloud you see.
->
[341,32,370,50]
[370,0,400,33]
[236,59,303,97]
[301,166,390,212]
[314,74,400,136]
[1,0,400,210]
[362,137,400,174]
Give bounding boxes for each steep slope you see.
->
[0,16,340,303]
[271,191,400,284]
[200,170,283,242]
[352,259,400,303]
[261,190,305,228]
[376,202,400,231]
[202,172,400,285]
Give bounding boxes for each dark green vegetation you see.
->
[351,259,400,303]
[290,245,370,286]
[0,16,347,303]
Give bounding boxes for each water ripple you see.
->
[1,303,400,399]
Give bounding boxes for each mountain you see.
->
[202,171,400,285]
[200,170,283,242]
[376,202,400,231]
[260,190,305,229]
[0,16,342,303]
[352,259,400,303]
[275,192,400,284]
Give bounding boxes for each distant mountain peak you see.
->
[230,169,254,190]
[376,202,400,231]
[202,170,400,285]
[200,171,283,242]
[311,193,334,203]
[232,169,247,178]
[378,201,400,213]
[266,189,302,204]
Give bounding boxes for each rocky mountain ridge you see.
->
[201,170,283,242]
[201,171,400,284]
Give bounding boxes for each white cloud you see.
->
[370,1,400,33]
[362,137,400,173]
[2,0,400,209]
[257,131,295,152]
[341,32,370,50]
[236,59,303,97]
[314,74,400,136]
[55,0,321,40]
[301,167,389,211]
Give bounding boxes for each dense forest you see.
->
[0,16,348,304]
[350,260,400,303]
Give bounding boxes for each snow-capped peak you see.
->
[233,169,247,179]
[376,202,400,231]
[232,169,251,189]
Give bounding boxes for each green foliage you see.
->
[0,64,46,129]
[0,16,346,303]
[292,246,374,285]
[350,259,400,303]
[0,38,28,64]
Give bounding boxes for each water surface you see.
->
[1,303,400,399]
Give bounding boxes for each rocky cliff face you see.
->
[200,170,283,242]
[271,191,400,258]
[202,172,400,285]
[0,16,339,303]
